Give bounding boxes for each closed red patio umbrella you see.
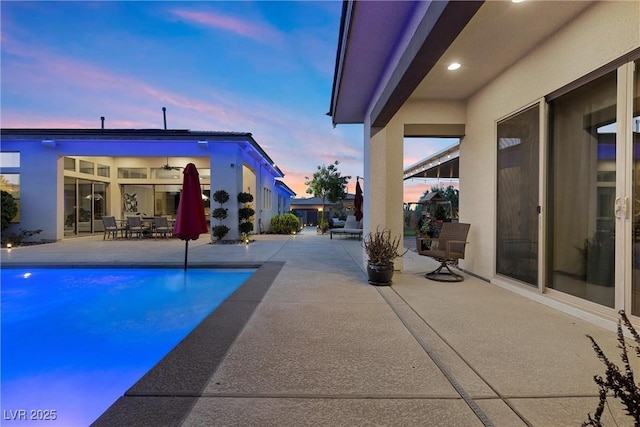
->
[173,163,208,270]
[354,179,363,221]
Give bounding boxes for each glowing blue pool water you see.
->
[1,268,254,426]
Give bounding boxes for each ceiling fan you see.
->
[161,157,182,171]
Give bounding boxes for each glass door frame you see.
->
[620,61,636,316]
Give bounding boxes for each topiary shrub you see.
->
[213,190,230,204]
[239,207,255,221]
[237,192,254,204]
[211,190,230,241]
[212,225,230,241]
[238,192,255,237]
[239,221,253,234]
[211,208,228,221]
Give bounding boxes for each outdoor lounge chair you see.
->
[418,222,470,282]
[102,216,125,240]
[329,215,363,240]
[153,216,173,239]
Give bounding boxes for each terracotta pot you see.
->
[366,263,394,285]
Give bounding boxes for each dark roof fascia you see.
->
[371,0,483,128]
[243,133,285,178]
[1,128,284,177]
[0,128,253,140]
[275,180,297,197]
[329,0,353,121]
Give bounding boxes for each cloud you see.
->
[1,25,363,198]
[169,9,284,47]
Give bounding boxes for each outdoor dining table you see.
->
[119,217,175,239]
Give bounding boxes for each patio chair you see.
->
[418,222,470,282]
[102,216,125,240]
[126,216,148,239]
[153,216,173,239]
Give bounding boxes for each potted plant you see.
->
[363,227,407,285]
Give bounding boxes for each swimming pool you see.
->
[1,267,255,426]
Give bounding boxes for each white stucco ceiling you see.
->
[331,0,596,126]
[411,0,595,101]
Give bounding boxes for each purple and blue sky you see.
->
[1,1,450,202]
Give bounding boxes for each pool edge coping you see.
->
[77,261,285,427]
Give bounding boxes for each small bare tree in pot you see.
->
[363,227,407,285]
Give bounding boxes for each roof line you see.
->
[371,1,483,127]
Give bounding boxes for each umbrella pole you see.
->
[184,240,189,271]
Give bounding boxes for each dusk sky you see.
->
[1,1,453,202]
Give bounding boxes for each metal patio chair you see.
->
[153,216,173,239]
[126,216,148,239]
[418,222,470,282]
[102,216,125,240]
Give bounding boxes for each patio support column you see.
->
[365,115,405,270]
[209,145,242,241]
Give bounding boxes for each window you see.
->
[64,157,76,171]
[263,187,272,210]
[0,152,20,168]
[118,168,147,179]
[97,164,110,178]
[79,160,94,175]
[151,168,182,180]
[0,174,20,222]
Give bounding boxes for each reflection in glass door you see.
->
[548,71,617,308]
[64,178,76,236]
[496,105,539,286]
[63,179,107,236]
[78,181,93,234]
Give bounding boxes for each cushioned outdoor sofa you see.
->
[329,215,363,240]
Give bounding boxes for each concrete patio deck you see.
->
[2,228,638,426]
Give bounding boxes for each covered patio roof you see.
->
[403,143,459,180]
[330,0,594,128]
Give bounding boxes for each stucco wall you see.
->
[461,0,640,279]
[1,136,284,242]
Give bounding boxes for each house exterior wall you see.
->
[1,134,286,242]
[461,0,640,279]
[210,144,242,241]
[4,142,62,242]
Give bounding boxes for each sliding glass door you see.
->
[548,71,618,308]
[496,105,540,286]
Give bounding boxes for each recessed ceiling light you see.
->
[512,0,525,3]
[447,62,461,71]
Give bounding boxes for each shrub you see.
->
[211,207,228,220]
[271,213,300,234]
[212,225,230,241]
[1,228,42,246]
[584,310,640,426]
[213,190,230,204]
[1,190,18,232]
[239,221,254,234]
[238,192,255,237]
[238,207,255,221]
[237,192,254,204]
[212,189,230,241]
